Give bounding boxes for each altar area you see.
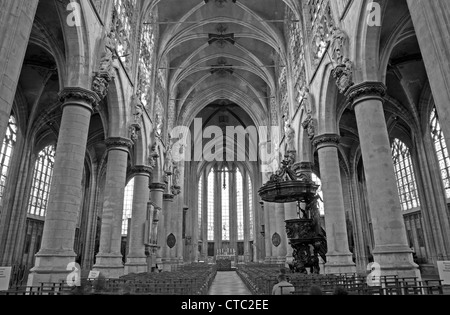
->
[215,249,236,271]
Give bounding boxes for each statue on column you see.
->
[132,93,144,124]
[302,110,316,140]
[148,144,159,169]
[284,119,296,153]
[93,29,118,100]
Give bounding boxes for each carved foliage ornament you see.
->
[105,137,134,151]
[130,165,153,177]
[345,82,387,106]
[59,88,101,108]
[312,134,340,149]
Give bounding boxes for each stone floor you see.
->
[208,271,252,295]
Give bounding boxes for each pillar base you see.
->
[265,256,274,264]
[124,257,148,275]
[27,250,77,287]
[93,253,124,279]
[324,252,357,275]
[373,246,421,278]
[271,256,287,265]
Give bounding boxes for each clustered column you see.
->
[150,182,166,270]
[28,88,100,286]
[313,134,356,274]
[125,165,153,275]
[94,137,133,279]
[346,82,419,277]
[162,192,175,271]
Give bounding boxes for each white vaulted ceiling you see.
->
[144,0,299,127]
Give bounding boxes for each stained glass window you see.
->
[113,0,136,72]
[430,108,450,198]
[122,178,135,235]
[207,170,215,241]
[248,176,254,241]
[391,139,420,211]
[222,168,230,241]
[138,10,157,109]
[198,175,203,236]
[28,145,56,217]
[236,169,244,241]
[0,116,17,205]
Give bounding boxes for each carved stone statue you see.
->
[99,29,117,78]
[331,26,347,65]
[332,58,354,94]
[132,93,144,124]
[155,113,164,137]
[164,139,173,175]
[148,144,159,168]
[284,120,296,153]
[302,111,316,140]
[172,165,181,188]
[92,76,109,100]
[92,29,118,100]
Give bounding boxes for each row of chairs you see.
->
[236,264,445,295]
[0,263,217,295]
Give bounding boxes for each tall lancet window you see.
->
[113,0,137,71]
[430,108,450,198]
[0,115,17,205]
[28,145,56,217]
[236,169,244,241]
[207,170,215,241]
[198,175,203,236]
[222,168,230,241]
[248,176,254,240]
[122,178,135,235]
[391,139,420,211]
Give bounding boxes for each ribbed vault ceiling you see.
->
[144,0,298,126]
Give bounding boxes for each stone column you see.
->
[150,183,166,269]
[27,88,100,286]
[407,0,450,152]
[162,193,174,271]
[0,0,38,143]
[273,203,287,265]
[262,202,272,263]
[346,82,420,277]
[124,165,153,275]
[313,134,356,274]
[94,137,133,278]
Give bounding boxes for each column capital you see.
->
[149,182,167,191]
[59,87,101,111]
[346,81,387,109]
[105,137,134,152]
[130,165,153,177]
[313,134,340,150]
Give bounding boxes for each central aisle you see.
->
[208,271,252,295]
